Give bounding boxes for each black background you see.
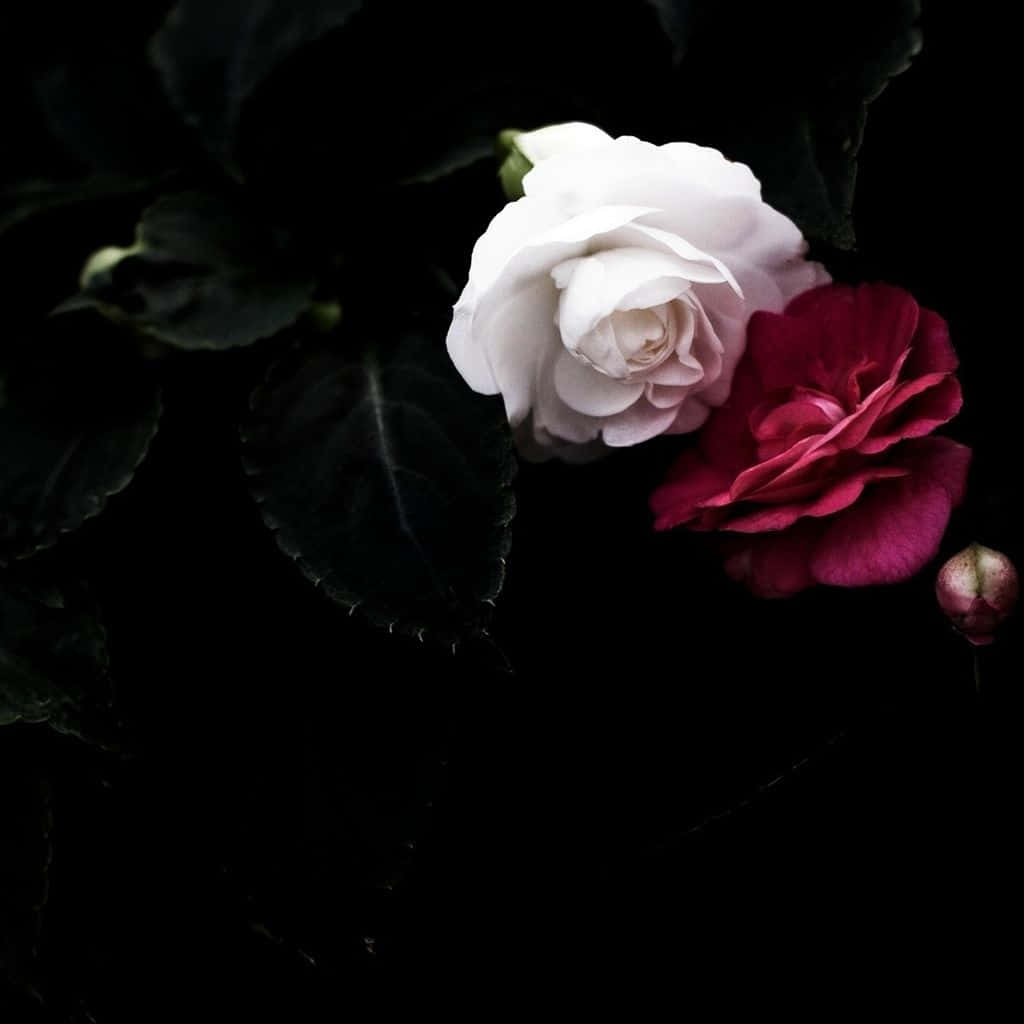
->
[1,0,1019,1016]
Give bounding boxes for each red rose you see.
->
[650,283,971,597]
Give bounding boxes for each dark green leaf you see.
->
[0,316,161,564]
[0,175,169,240]
[679,0,922,249]
[31,58,185,179]
[150,0,364,175]
[242,322,515,642]
[75,191,317,351]
[0,575,115,745]
[232,2,673,204]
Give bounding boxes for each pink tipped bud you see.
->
[936,543,1019,646]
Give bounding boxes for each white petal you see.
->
[645,384,686,409]
[553,246,711,353]
[665,399,712,434]
[596,244,714,301]
[659,142,762,199]
[689,301,739,406]
[516,122,613,165]
[665,299,696,357]
[479,204,660,316]
[528,204,661,252]
[523,135,764,253]
[472,204,658,373]
[470,207,660,428]
[615,276,694,311]
[522,135,670,202]
[646,351,704,387]
[532,347,603,445]
[611,309,664,358]
[481,278,560,426]
[553,349,644,417]
[601,399,680,446]
[552,255,607,350]
[463,193,568,297]
[575,318,630,378]
[687,298,729,399]
[610,223,741,295]
[445,283,498,394]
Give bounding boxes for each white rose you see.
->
[446,122,830,458]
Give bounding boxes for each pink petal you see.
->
[902,308,958,378]
[722,523,820,598]
[736,348,911,501]
[725,465,908,533]
[696,360,762,472]
[784,282,849,319]
[897,436,972,507]
[601,398,680,447]
[650,454,733,530]
[729,434,821,499]
[821,347,911,451]
[746,306,829,392]
[750,395,841,443]
[848,282,920,371]
[858,376,963,455]
[809,438,972,587]
[760,283,922,393]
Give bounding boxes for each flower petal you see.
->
[530,347,603,446]
[602,399,680,446]
[722,523,821,598]
[725,466,909,533]
[515,122,613,165]
[651,452,733,529]
[553,349,644,417]
[553,247,696,349]
[607,222,740,293]
[858,375,963,455]
[665,398,712,435]
[445,283,498,394]
[481,278,560,425]
[809,438,972,586]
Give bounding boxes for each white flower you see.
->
[446,122,830,458]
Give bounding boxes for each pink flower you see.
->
[936,544,1019,645]
[650,282,971,597]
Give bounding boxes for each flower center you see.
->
[561,298,693,381]
[748,386,847,460]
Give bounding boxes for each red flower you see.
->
[650,283,971,597]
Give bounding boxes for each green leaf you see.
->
[150,0,364,175]
[0,175,168,240]
[31,58,185,179]
[0,316,161,565]
[679,0,923,249]
[0,575,115,746]
[242,322,515,642]
[75,191,317,351]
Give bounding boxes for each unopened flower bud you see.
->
[496,122,613,200]
[936,543,1019,645]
